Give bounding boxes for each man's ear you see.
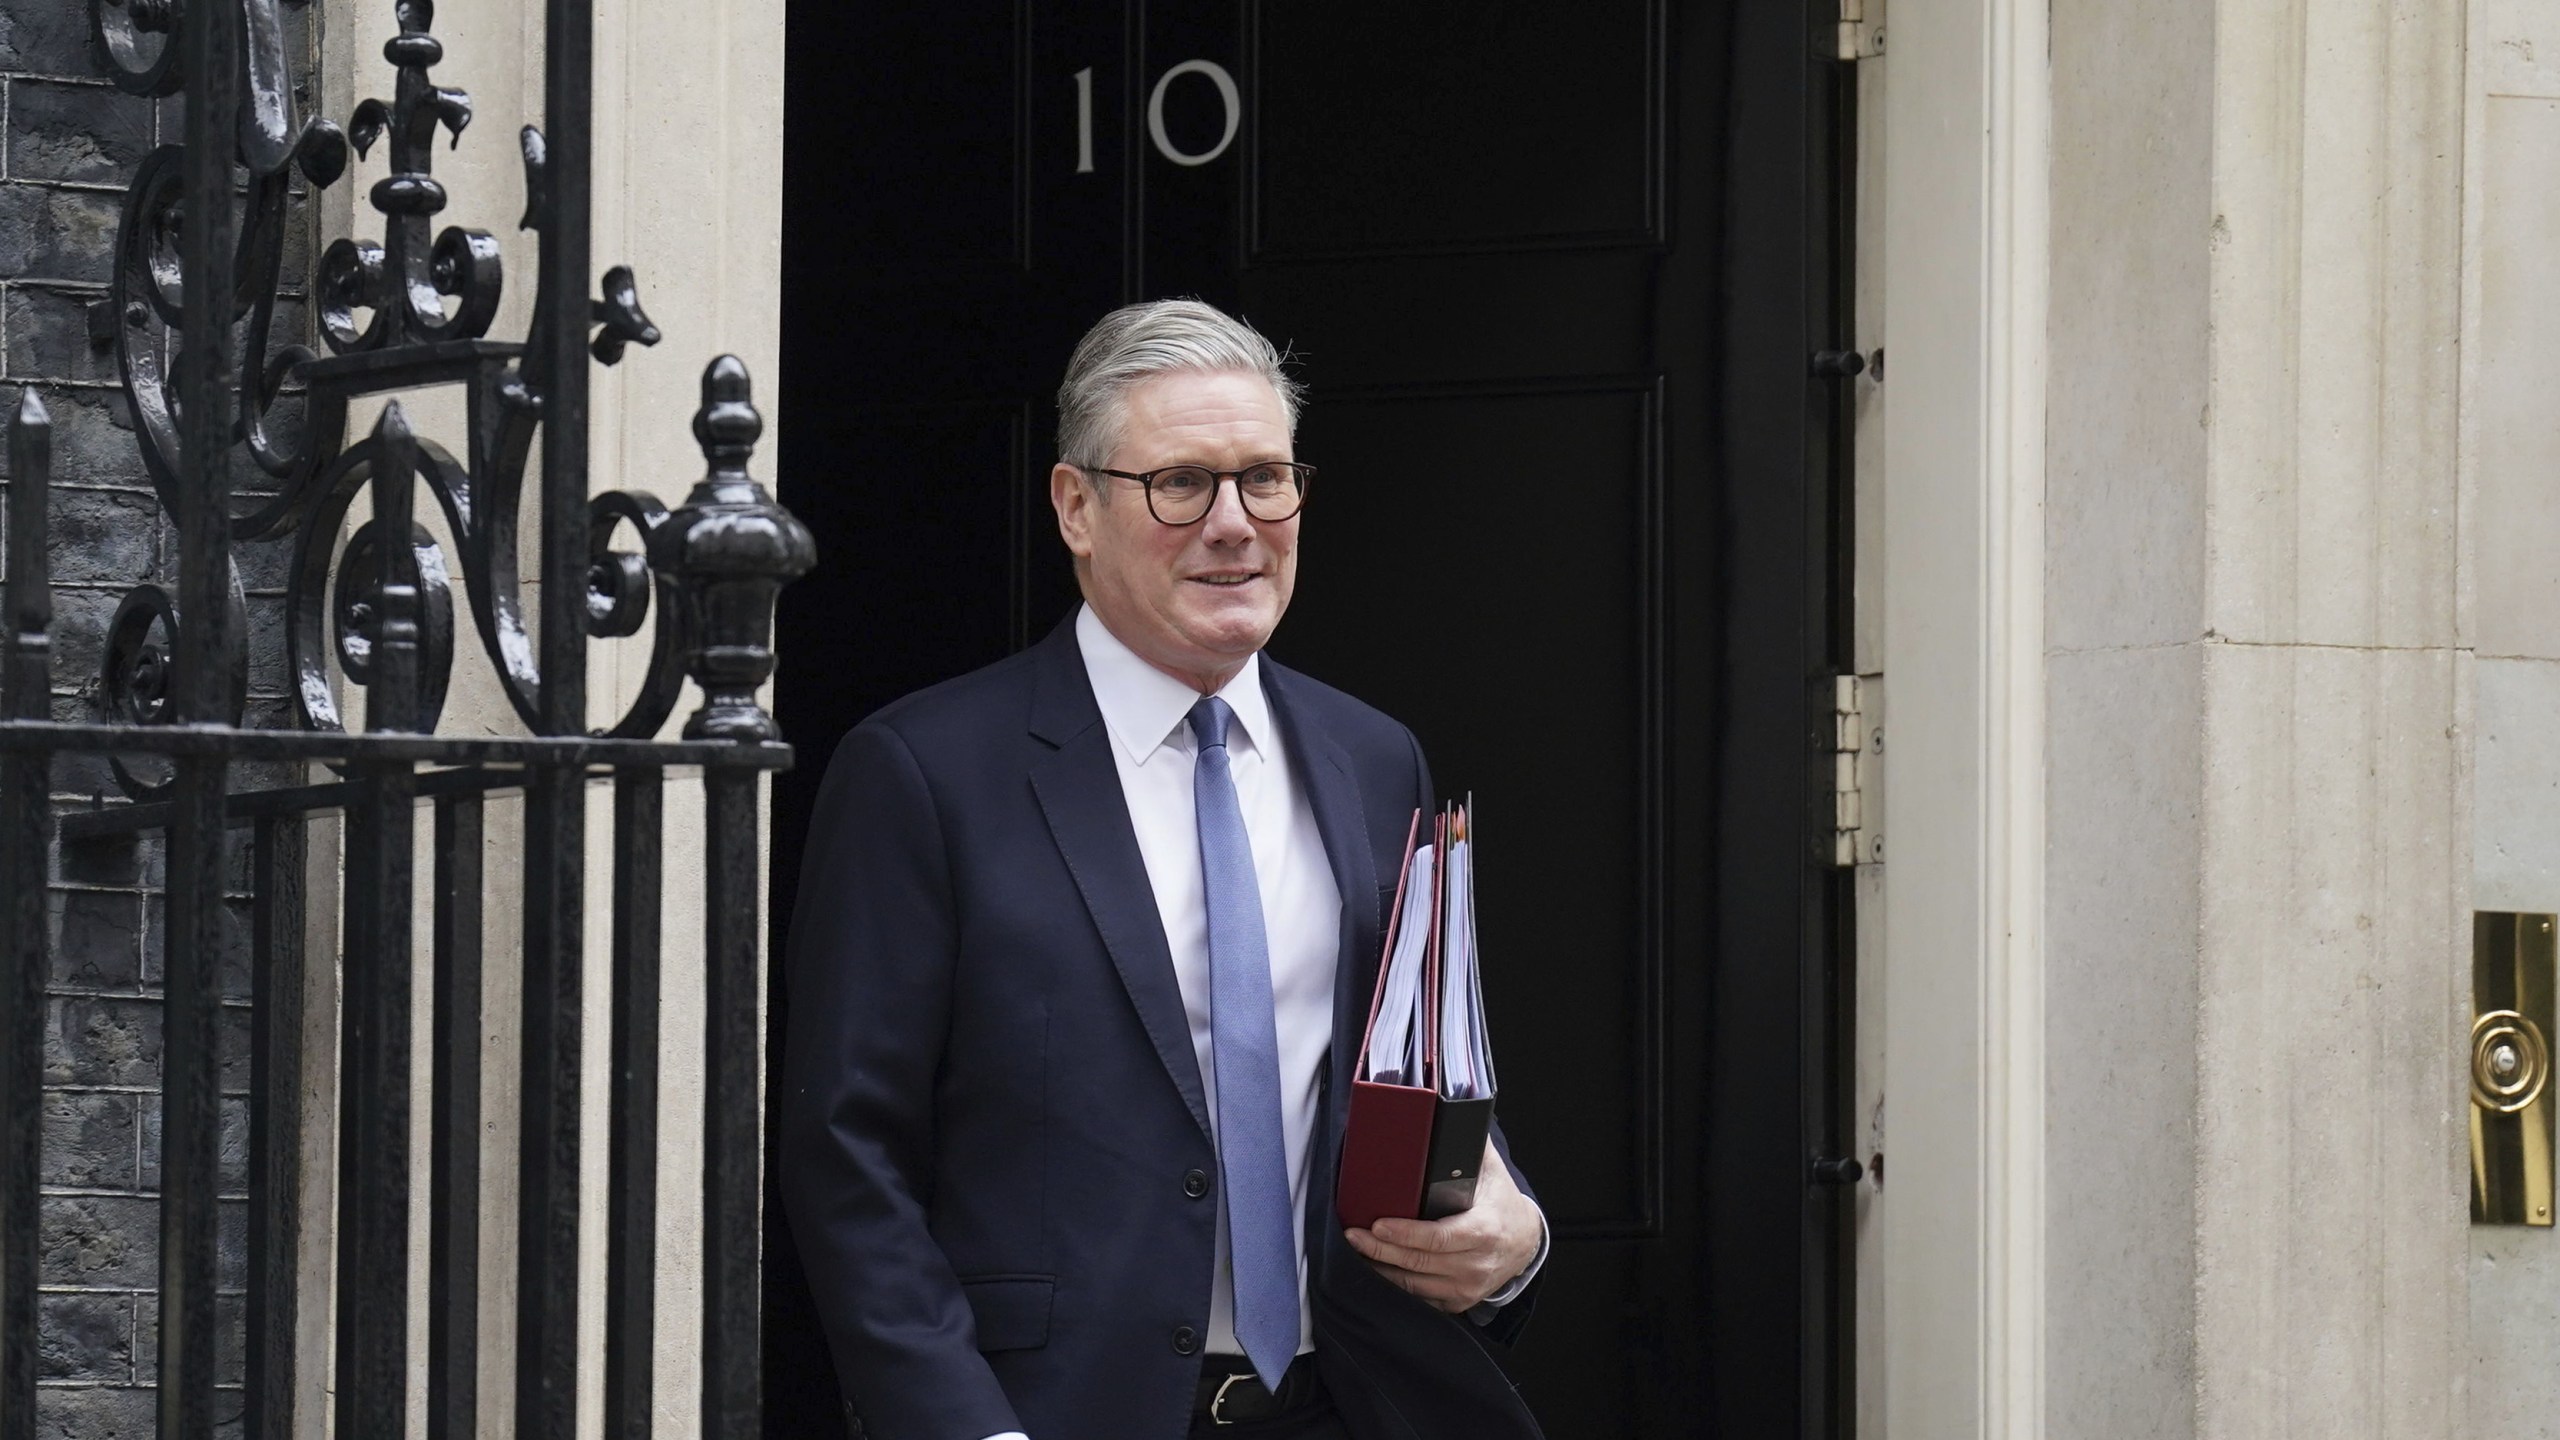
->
[1051,462,1097,560]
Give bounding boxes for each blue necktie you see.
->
[1189,696,1299,1391]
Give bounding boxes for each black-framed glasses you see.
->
[1084,461,1315,526]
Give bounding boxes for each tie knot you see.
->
[1187,695,1235,753]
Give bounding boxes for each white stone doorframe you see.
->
[1859,0,2049,1435]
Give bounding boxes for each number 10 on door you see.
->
[1074,61,1243,173]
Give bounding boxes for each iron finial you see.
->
[652,357,814,743]
[692,354,761,469]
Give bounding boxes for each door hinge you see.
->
[1828,674,1884,866]
[1829,0,1886,60]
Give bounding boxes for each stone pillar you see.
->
[2462,0,2560,1425]
[2045,1,2470,1435]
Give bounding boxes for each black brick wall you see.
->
[3,2,316,1434]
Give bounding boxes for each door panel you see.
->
[770,5,1847,1434]
[1249,4,1661,255]
[1278,381,1658,1233]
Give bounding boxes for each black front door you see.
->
[768,5,1851,1435]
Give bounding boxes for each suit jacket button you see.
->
[1184,1168,1210,1199]
[1172,1325,1199,1355]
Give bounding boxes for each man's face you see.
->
[1051,369,1300,691]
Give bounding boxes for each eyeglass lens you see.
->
[1148,465,1305,523]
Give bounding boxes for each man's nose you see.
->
[1198,477,1257,541]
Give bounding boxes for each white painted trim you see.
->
[1874,0,2047,1432]
[1979,0,2048,1430]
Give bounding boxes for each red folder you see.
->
[1338,1079,1442,1233]
[1336,808,1498,1231]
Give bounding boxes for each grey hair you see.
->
[1055,299,1303,470]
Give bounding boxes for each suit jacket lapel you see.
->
[1026,623,1214,1141]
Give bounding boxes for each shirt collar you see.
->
[1075,603,1272,768]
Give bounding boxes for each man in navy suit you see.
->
[780,300,1549,1440]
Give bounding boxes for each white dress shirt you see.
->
[977,606,1537,1440]
[1077,603,1340,1361]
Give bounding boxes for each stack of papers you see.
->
[1337,803,1501,1229]
[1435,817,1494,1101]
[1359,807,1495,1100]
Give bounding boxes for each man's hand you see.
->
[1345,1142,1544,1314]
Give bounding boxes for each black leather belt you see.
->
[1193,1354,1323,1426]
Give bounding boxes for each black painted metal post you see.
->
[162,0,245,1429]
[0,391,54,1440]
[429,791,484,1440]
[334,404,426,1437]
[606,767,663,1440]
[701,763,764,1437]
[520,0,597,1432]
[517,698,589,1436]
[331,746,383,1415]
[658,357,812,1437]
[246,814,307,1440]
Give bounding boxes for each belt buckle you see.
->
[1209,1372,1252,1426]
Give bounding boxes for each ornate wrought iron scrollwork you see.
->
[329,515,455,730]
[86,0,766,800]
[92,0,193,97]
[99,580,246,799]
[333,0,503,353]
[13,4,814,1436]
[585,488,688,740]
[105,21,351,530]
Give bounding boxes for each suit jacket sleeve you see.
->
[779,722,1024,1440]
[1399,725,1545,1348]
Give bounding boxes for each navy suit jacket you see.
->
[779,619,1546,1440]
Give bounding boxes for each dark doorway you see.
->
[768,3,1854,1435]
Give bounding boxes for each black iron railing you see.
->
[0,0,812,1436]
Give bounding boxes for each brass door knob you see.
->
[2472,913,2557,1226]
[2472,1009,2550,1114]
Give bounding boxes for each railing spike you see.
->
[368,401,423,734]
[4,390,52,723]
